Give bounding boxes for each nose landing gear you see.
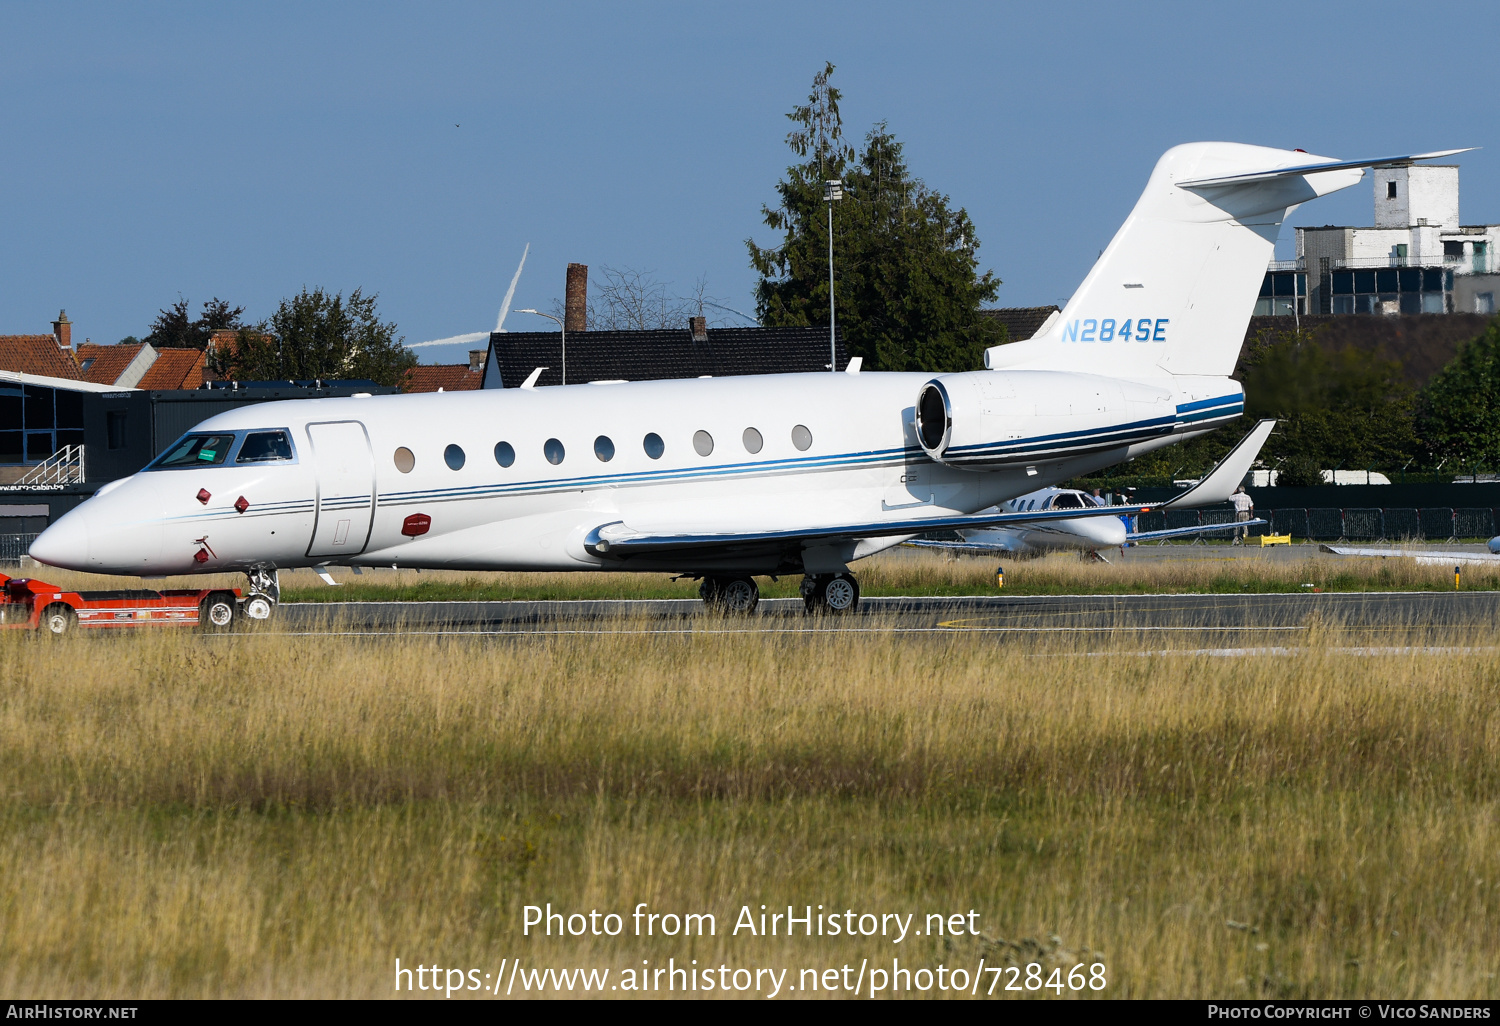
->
[801,573,860,614]
[243,567,280,623]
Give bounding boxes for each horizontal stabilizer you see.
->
[1163,420,1276,508]
[1176,149,1473,188]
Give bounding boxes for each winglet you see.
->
[1163,419,1276,508]
[520,367,547,390]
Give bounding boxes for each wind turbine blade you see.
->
[409,331,491,349]
[496,242,530,333]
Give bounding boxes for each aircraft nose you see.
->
[29,509,90,571]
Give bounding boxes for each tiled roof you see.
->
[139,348,207,390]
[0,335,81,380]
[978,306,1061,341]
[485,326,848,388]
[75,342,144,385]
[403,364,484,393]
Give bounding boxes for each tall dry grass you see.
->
[0,618,1497,998]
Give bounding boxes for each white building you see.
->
[1257,163,1498,316]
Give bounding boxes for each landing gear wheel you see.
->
[800,573,859,614]
[699,575,759,614]
[243,567,279,625]
[41,603,76,637]
[199,592,236,631]
[243,595,274,622]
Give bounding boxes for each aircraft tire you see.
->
[40,603,76,637]
[822,573,859,613]
[701,576,759,614]
[243,595,275,623]
[801,573,859,614]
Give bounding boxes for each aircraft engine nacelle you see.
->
[914,370,1173,469]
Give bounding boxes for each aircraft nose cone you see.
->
[29,510,89,571]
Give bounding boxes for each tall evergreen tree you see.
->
[747,63,1002,372]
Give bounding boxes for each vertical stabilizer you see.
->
[986,142,1370,378]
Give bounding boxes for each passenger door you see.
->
[305,421,375,559]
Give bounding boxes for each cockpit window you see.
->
[156,433,236,467]
[236,430,294,463]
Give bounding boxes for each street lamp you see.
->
[824,179,843,372]
[515,309,565,384]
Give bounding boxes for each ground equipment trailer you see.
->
[0,573,242,636]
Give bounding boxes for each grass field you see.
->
[2,615,1496,998]
[14,546,1500,603]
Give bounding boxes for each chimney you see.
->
[689,316,708,342]
[468,349,485,373]
[564,263,588,333]
[52,309,72,351]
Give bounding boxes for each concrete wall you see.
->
[1374,165,1460,230]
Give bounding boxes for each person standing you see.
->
[1230,486,1255,544]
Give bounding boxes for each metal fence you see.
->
[0,533,39,565]
[1133,508,1500,542]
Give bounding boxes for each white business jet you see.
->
[908,419,1275,559]
[30,143,1465,616]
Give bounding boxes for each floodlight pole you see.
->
[824,179,843,372]
[516,309,565,384]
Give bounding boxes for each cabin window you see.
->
[237,430,294,463]
[494,441,515,467]
[156,433,236,468]
[394,447,415,473]
[444,444,466,470]
[544,438,565,465]
[643,432,665,459]
[594,435,615,462]
[693,430,714,456]
[791,425,813,451]
[742,427,763,454]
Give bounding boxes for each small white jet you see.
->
[30,143,1464,615]
[909,419,1275,559]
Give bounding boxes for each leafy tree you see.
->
[223,287,415,387]
[1239,326,1418,474]
[1419,316,1500,471]
[144,297,245,349]
[1086,325,1420,487]
[747,63,1002,372]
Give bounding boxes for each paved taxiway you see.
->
[277,591,1500,636]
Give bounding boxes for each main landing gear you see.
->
[699,575,760,614]
[695,572,862,615]
[243,567,280,623]
[801,573,860,614]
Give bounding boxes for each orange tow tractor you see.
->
[0,573,242,637]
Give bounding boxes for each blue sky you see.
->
[2,1,1494,364]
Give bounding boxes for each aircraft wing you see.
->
[1129,518,1266,542]
[1320,544,1500,566]
[1162,419,1276,508]
[585,503,1157,560]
